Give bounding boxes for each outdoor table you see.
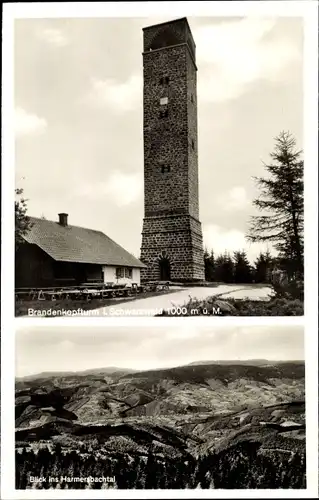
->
[59,289,82,300]
[81,289,101,301]
[43,290,60,301]
[100,288,116,298]
[15,291,31,301]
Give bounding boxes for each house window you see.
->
[160,97,168,105]
[125,268,133,279]
[116,267,124,279]
[116,267,133,279]
[165,76,169,84]
[159,77,164,85]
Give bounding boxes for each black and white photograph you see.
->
[15,324,306,490]
[1,1,318,499]
[14,13,305,317]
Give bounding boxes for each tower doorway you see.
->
[159,257,171,281]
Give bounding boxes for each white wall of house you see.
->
[102,266,141,285]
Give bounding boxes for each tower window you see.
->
[161,165,171,174]
[159,109,168,118]
[191,139,195,150]
[191,94,194,103]
[159,76,170,85]
[160,97,168,105]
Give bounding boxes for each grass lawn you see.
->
[15,289,181,317]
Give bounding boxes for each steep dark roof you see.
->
[23,217,146,268]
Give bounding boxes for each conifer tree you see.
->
[233,251,252,283]
[204,249,215,281]
[247,131,304,278]
[254,250,273,283]
[214,253,234,283]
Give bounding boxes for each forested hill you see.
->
[15,361,305,490]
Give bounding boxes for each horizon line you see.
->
[16,358,305,380]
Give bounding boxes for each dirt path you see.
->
[74,284,273,317]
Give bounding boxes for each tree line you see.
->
[16,441,306,490]
[204,249,274,284]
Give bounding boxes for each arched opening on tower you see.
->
[148,28,182,51]
[159,257,171,281]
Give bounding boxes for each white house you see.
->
[15,213,146,288]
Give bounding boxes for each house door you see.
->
[159,258,171,281]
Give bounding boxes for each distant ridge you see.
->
[17,360,305,381]
[188,359,304,367]
[17,367,137,381]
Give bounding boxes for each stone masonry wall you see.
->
[141,19,205,282]
[143,45,189,217]
[187,50,200,221]
[141,214,205,281]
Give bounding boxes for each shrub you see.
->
[158,295,303,317]
[272,279,304,302]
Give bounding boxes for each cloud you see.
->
[36,28,68,47]
[195,18,301,102]
[57,340,74,352]
[74,170,143,207]
[217,186,249,211]
[202,223,272,262]
[87,75,142,113]
[165,327,199,341]
[15,107,47,138]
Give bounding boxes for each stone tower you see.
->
[140,18,205,282]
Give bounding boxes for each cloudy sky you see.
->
[15,16,303,262]
[16,324,304,377]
